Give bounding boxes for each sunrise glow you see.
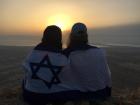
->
[46,14,73,31]
[1,0,140,35]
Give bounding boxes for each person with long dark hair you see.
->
[22,25,68,105]
[63,23,112,104]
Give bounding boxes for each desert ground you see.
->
[0,46,140,105]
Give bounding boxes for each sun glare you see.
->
[47,14,73,31]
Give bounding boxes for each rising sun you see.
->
[46,14,72,31]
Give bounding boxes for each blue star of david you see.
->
[30,55,63,89]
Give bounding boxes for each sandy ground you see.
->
[0,45,140,105]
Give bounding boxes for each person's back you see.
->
[22,25,69,105]
[62,23,111,102]
[64,46,111,91]
[23,45,68,93]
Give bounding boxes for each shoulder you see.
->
[26,43,67,59]
[86,45,99,49]
[63,44,99,57]
[34,43,48,51]
[27,48,67,63]
[34,43,62,53]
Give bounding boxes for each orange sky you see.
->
[0,0,140,35]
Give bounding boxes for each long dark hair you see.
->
[41,25,62,50]
[67,31,88,48]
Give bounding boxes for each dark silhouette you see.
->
[22,25,67,105]
[63,23,112,104]
[22,24,111,105]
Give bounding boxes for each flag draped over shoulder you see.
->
[22,46,111,101]
[61,47,111,92]
[23,50,70,94]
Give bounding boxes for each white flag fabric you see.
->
[22,46,111,100]
[23,49,71,94]
[61,47,111,92]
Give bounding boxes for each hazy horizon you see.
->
[0,23,140,47]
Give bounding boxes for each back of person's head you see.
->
[68,22,88,48]
[42,25,62,49]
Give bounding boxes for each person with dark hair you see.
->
[22,25,69,105]
[62,23,112,104]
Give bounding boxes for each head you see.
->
[68,22,88,48]
[42,25,62,49]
